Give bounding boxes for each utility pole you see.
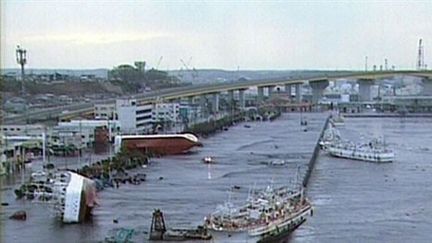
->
[16,45,27,95]
[108,119,112,160]
[78,120,82,168]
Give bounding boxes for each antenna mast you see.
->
[417,38,425,70]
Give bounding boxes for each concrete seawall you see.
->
[302,114,331,188]
[344,113,432,118]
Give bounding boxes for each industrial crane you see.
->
[180,57,198,83]
[156,56,163,70]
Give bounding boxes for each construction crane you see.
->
[180,57,198,83]
[177,67,184,80]
[156,56,163,70]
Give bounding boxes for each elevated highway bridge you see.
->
[4,70,432,125]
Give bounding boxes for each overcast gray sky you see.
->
[1,1,431,70]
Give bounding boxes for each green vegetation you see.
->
[257,107,282,121]
[77,146,149,179]
[185,112,246,137]
[109,61,181,91]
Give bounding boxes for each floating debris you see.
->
[105,227,135,243]
[268,159,286,166]
[232,185,241,190]
[9,210,27,221]
[149,209,212,241]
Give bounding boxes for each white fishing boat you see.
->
[326,138,394,163]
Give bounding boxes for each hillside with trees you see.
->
[109,61,182,92]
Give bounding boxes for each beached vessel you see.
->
[114,133,201,155]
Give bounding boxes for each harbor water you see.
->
[1,114,432,242]
[294,116,432,243]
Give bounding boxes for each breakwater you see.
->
[302,115,331,188]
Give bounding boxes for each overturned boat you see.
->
[15,170,98,223]
[114,133,201,155]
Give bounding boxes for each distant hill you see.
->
[1,68,109,79]
[2,68,353,84]
[168,69,355,84]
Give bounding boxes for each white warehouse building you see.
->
[116,99,154,134]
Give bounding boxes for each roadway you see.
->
[4,70,432,124]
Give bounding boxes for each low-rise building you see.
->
[1,124,46,136]
[152,103,180,123]
[179,103,202,124]
[116,99,153,134]
[53,120,120,148]
[94,103,116,120]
